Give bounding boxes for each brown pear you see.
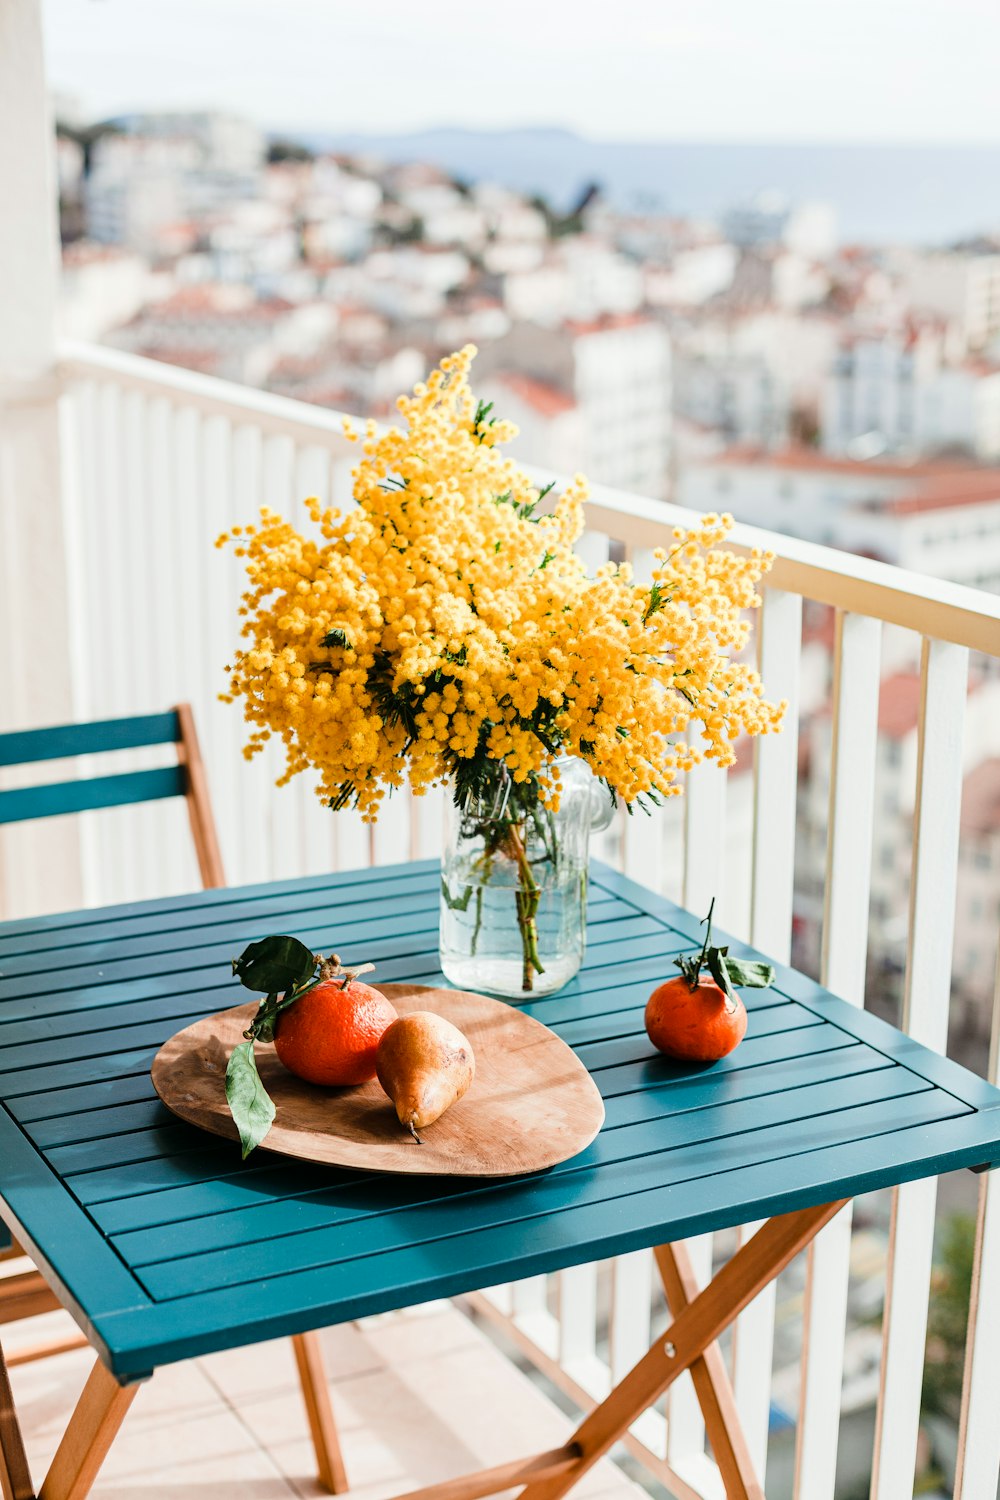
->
[375,1011,475,1142]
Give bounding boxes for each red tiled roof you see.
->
[565,312,650,337]
[884,475,1000,515]
[133,346,221,374]
[497,372,576,418]
[62,242,135,267]
[962,758,1000,836]
[710,445,984,481]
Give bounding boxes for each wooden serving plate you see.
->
[152,983,605,1178]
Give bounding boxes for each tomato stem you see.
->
[693,896,716,988]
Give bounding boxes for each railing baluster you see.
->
[954,958,1000,1499]
[90,379,128,906]
[672,748,727,1477]
[557,1263,599,1373]
[512,1276,560,1358]
[749,586,802,959]
[622,546,666,893]
[610,1250,653,1386]
[794,610,881,1500]
[411,782,445,861]
[229,422,272,882]
[258,433,308,882]
[200,412,243,886]
[610,1250,662,1450]
[60,380,101,908]
[871,636,969,1500]
[731,587,803,1481]
[682,755,728,917]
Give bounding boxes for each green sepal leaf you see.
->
[722,957,776,990]
[232,935,316,995]
[225,1040,275,1159]
[706,947,737,1006]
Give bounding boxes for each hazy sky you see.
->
[44,0,1000,145]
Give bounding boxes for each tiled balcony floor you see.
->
[6,1299,644,1499]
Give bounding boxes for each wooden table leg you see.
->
[38,1358,138,1500]
[0,1339,34,1500]
[292,1332,349,1494]
[519,1200,848,1500]
[655,1242,763,1500]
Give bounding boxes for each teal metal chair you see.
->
[0,705,224,1363]
[0,705,224,888]
[0,708,348,1490]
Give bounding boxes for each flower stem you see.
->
[504,820,544,991]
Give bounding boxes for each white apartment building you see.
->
[474,315,672,497]
[121,111,264,176]
[679,448,911,545]
[822,330,1000,461]
[59,243,154,341]
[107,285,337,387]
[896,248,1000,352]
[502,239,644,327]
[476,372,585,477]
[644,242,737,308]
[839,475,1000,595]
[679,447,1000,591]
[85,135,197,252]
[672,348,789,449]
[85,115,265,254]
[684,307,840,415]
[398,184,486,249]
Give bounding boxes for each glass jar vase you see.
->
[439,757,613,999]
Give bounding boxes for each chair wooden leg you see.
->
[6,1336,89,1371]
[176,702,226,889]
[291,1333,349,1494]
[655,1242,764,1500]
[0,1339,34,1500]
[0,1271,63,1328]
[518,1200,847,1500]
[38,1358,138,1500]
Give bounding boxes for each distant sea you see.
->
[298,126,1000,246]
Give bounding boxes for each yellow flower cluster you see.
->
[218,346,784,821]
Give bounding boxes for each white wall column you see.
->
[0,0,82,916]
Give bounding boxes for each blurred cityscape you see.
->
[53,102,1000,1496]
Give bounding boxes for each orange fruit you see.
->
[644,974,747,1062]
[273,979,398,1086]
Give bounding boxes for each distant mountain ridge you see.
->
[298,126,1000,245]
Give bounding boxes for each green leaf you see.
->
[320,627,352,649]
[225,1041,275,1159]
[722,957,776,990]
[232,935,316,995]
[706,946,737,1004]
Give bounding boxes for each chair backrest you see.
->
[0,704,225,889]
[0,704,224,1262]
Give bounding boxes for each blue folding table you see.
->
[1,859,998,1500]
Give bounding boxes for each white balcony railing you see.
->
[23,340,1000,1498]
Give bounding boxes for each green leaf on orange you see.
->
[225,1040,276,1159]
[722,957,776,990]
[232,935,315,995]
